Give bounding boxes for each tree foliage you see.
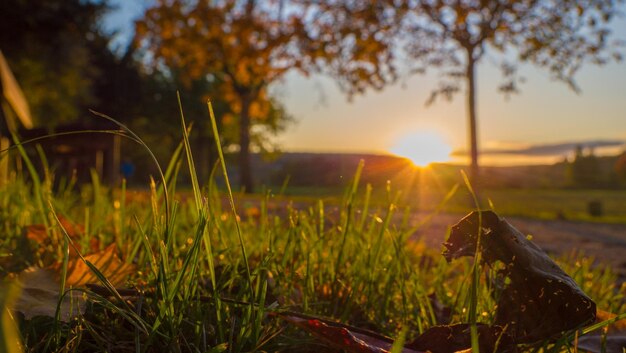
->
[0,0,109,128]
[135,0,307,192]
[312,0,623,186]
[401,0,623,99]
[297,0,406,96]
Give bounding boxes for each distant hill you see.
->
[244,151,624,190]
[250,152,415,188]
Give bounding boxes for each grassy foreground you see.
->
[0,110,625,352]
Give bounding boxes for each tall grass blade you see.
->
[389,327,408,353]
[0,282,24,353]
[334,159,364,285]
[88,110,171,232]
[461,170,482,353]
[177,93,203,216]
[53,213,70,346]
[206,99,254,301]
[10,133,47,226]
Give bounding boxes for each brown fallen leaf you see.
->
[25,215,99,257]
[10,267,86,321]
[61,244,135,287]
[444,211,596,343]
[277,312,424,353]
[25,216,83,243]
[6,244,135,321]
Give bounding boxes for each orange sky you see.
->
[275,51,626,165]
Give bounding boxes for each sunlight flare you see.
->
[390,130,452,167]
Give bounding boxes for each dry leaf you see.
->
[9,267,86,321]
[25,215,99,257]
[277,312,424,353]
[62,244,135,287]
[24,224,48,243]
[444,211,596,343]
[7,244,134,321]
[26,215,83,243]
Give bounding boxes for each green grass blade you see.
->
[89,110,171,232]
[333,159,364,286]
[177,92,203,216]
[206,99,254,303]
[1,279,25,353]
[461,170,482,353]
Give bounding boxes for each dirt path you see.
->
[410,212,626,280]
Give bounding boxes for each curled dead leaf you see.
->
[61,244,135,287]
[444,211,596,343]
[26,215,83,243]
[25,215,99,258]
[9,267,86,321]
[6,244,135,321]
[277,312,424,353]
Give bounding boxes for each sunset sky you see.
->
[105,1,626,166]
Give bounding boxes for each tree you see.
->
[135,0,305,192]
[313,0,623,187]
[613,151,626,185]
[0,0,109,128]
[568,145,603,187]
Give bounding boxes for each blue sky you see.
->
[103,1,626,165]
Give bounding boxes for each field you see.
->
[275,184,626,224]
[424,188,626,223]
[1,124,625,352]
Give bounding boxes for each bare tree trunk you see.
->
[466,50,479,189]
[239,96,254,193]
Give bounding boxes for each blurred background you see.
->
[1,0,626,222]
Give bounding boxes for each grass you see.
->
[0,107,625,352]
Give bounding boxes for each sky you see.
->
[103,1,626,166]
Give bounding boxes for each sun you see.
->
[389,130,452,167]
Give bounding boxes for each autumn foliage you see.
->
[135,0,317,192]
